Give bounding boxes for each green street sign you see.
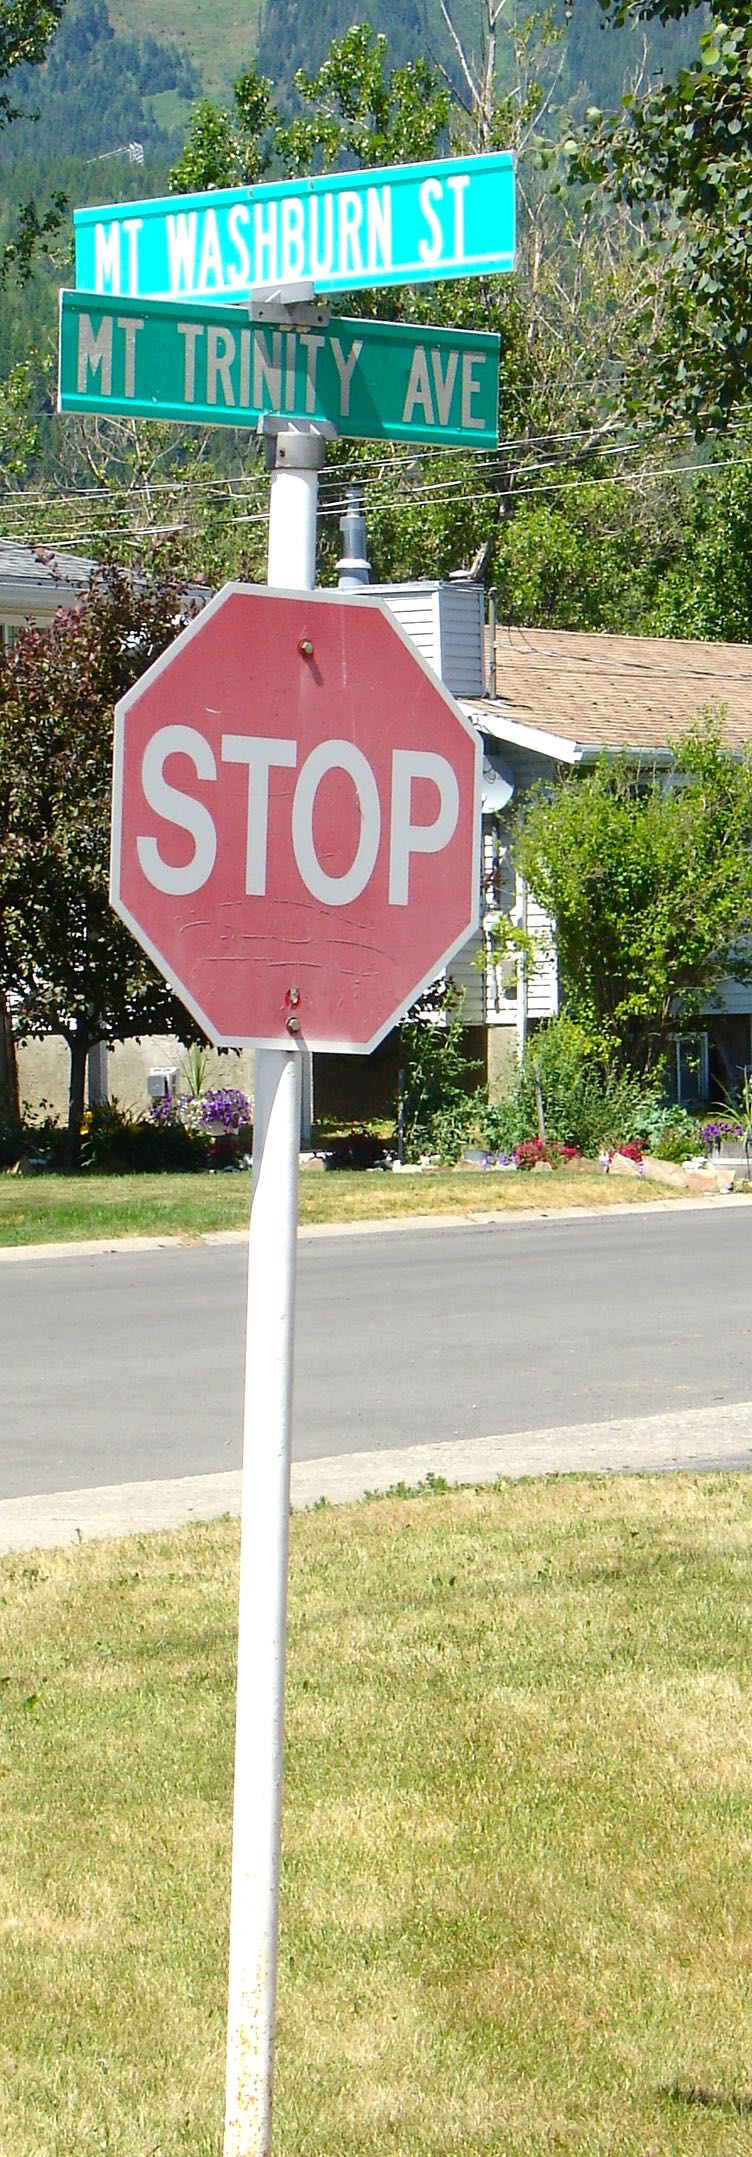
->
[58,290,500,448]
[73,153,515,304]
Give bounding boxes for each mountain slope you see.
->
[105,0,703,117]
[106,0,263,99]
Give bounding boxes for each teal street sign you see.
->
[73,153,515,305]
[58,290,500,448]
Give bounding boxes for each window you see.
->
[673,1031,710,1105]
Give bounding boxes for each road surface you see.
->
[1,1207,751,1519]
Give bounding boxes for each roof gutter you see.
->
[460,701,676,771]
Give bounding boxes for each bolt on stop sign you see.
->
[111,584,480,1052]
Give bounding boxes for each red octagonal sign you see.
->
[111,584,480,1053]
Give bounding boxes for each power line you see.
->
[9,444,752,555]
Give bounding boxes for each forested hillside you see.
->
[0,0,199,168]
[0,0,705,160]
[256,0,702,113]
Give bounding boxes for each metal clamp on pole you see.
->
[248,280,330,329]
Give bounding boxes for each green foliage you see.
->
[648,457,752,643]
[493,477,684,632]
[277,24,449,173]
[171,27,449,196]
[258,0,432,93]
[0,1099,66,1167]
[473,1093,519,1155]
[169,64,276,191]
[398,989,480,1161]
[0,0,65,128]
[79,1101,209,1173]
[649,1107,703,1161]
[0,566,203,1165]
[0,358,40,477]
[515,724,752,1073]
[3,0,200,165]
[570,0,752,435]
[505,1015,654,1153]
[0,0,68,289]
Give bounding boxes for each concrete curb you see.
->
[2,1398,751,1557]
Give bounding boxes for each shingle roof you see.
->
[0,539,94,601]
[483,626,752,755]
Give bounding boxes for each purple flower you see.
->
[199,1087,252,1132]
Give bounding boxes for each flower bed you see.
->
[513,1139,580,1171]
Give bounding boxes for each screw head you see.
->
[286,1014,301,1035]
[298,638,314,658]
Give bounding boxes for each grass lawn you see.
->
[0,1166,690,1247]
[3,1475,752,2154]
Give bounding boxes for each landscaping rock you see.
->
[684,1167,725,1193]
[640,1155,688,1187]
[608,1150,642,1177]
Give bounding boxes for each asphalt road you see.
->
[1,1205,751,1502]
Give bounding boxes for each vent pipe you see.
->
[336,485,371,589]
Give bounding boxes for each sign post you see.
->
[109,474,479,2157]
[84,139,509,2157]
[225,425,320,2157]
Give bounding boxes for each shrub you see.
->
[651,1110,704,1162]
[324,1130,389,1170]
[81,1101,209,1173]
[397,990,480,1162]
[511,1017,653,1156]
[474,1095,519,1155]
[0,1107,67,1170]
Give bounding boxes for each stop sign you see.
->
[111,584,480,1052]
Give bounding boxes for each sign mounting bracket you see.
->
[248,279,330,328]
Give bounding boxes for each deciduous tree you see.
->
[0,566,202,1166]
[570,0,752,435]
[515,725,752,1072]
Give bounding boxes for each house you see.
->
[0,537,94,646]
[458,621,752,1105]
[313,590,752,1119]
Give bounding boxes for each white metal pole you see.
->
[267,432,321,588]
[223,421,326,2157]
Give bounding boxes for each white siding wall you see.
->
[476,745,561,1028]
[375,585,440,674]
[436,583,485,696]
[446,927,485,1021]
[373,580,486,697]
[525,893,559,1020]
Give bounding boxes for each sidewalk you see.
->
[1,1397,750,1557]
